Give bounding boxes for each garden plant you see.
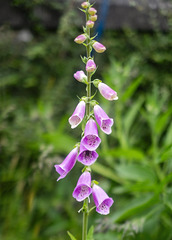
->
[54,1,118,239]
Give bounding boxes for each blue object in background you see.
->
[95,0,110,40]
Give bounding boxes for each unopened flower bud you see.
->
[74,70,87,82]
[90,14,98,22]
[93,41,106,53]
[88,7,97,16]
[74,34,87,44]
[81,1,90,9]
[86,20,94,28]
[69,101,86,129]
[86,59,96,72]
[98,82,118,101]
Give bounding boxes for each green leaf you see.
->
[42,131,76,154]
[121,75,143,102]
[67,231,77,240]
[102,148,145,161]
[124,97,144,136]
[91,163,125,184]
[163,188,172,211]
[111,193,157,222]
[155,105,172,137]
[80,55,87,64]
[116,163,157,182]
[87,226,94,240]
[164,122,172,146]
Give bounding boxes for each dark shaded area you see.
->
[0,0,171,30]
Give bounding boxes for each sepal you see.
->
[93,79,102,88]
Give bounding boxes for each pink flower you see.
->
[74,70,87,82]
[74,34,87,44]
[90,15,97,22]
[69,101,86,129]
[81,118,101,151]
[77,144,98,166]
[92,184,114,215]
[93,41,106,53]
[86,20,94,28]
[72,171,92,202]
[54,147,78,181]
[86,59,96,72]
[88,7,97,16]
[94,105,114,134]
[98,82,118,101]
[81,1,90,9]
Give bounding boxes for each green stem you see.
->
[82,2,91,240]
[82,199,88,240]
[86,4,91,116]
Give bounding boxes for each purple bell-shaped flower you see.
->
[81,118,101,151]
[72,171,92,202]
[68,101,86,129]
[54,147,78,181]
[92,184,114,215]
[77,144,98,166]
[98,82,118,101]
[94,104,114,134]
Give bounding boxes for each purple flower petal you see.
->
[94,104,114,134]
[86,59,96,72]
[73,171,92,202]
[93,41,106,53]
[92,184,114,215]
[68,101,86,129]
[81,118,101,151]
[54,147,78,181]
[78,144,98,166]
[74,70,87,82]
[98,82,118,101]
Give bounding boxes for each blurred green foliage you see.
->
[0,1,172,240]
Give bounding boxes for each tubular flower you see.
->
[72,171,92,202]
[69,101,86,129]
[54,147,78,181]
[78,144,98,166]
[93,41,106,53]
[98,82,118,101]
[88,7,97,15]
[86,20,94,28]
[94,104,114,134]
[74,70,87,83]
[74,34,87,44]
[92,184,114,215]
[81,118,101,151]
[86,59,96,72]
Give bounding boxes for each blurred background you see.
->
[0,0,172,239]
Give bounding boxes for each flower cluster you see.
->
[54,1,118,216]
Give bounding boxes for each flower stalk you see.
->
[54,0,118,239]
[82,2,91,238]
